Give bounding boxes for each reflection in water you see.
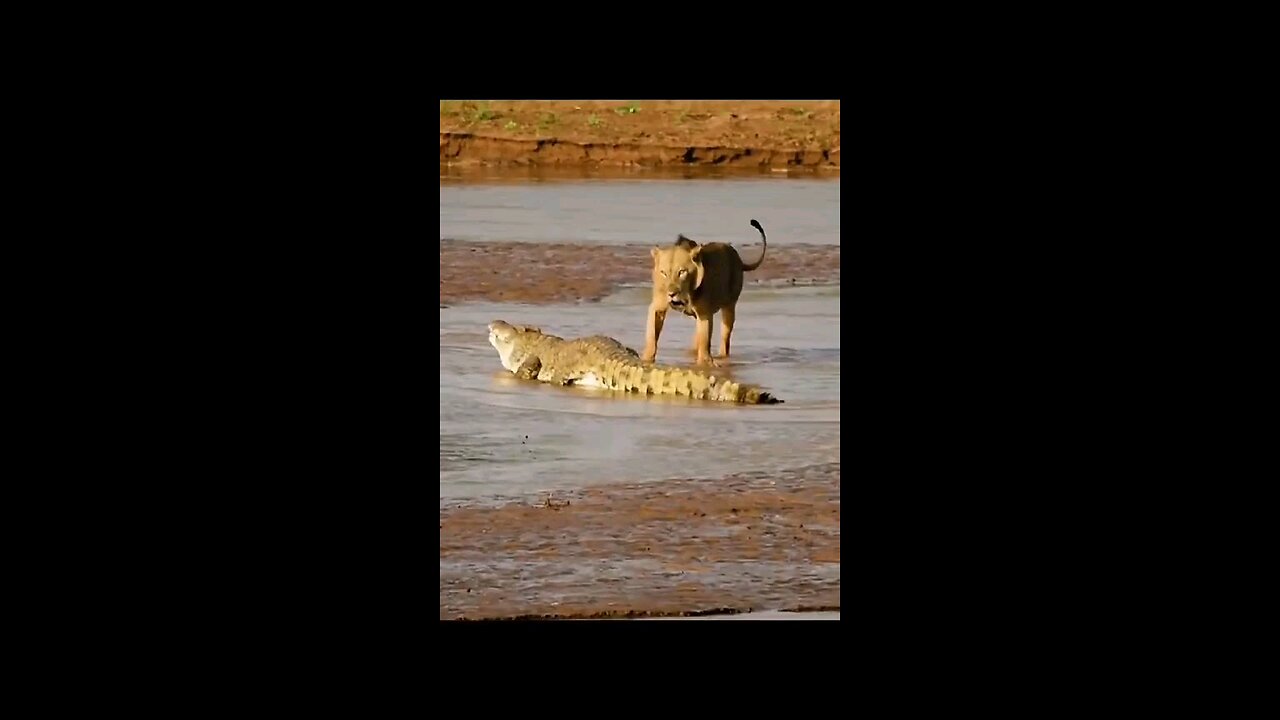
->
[440,175,839,247]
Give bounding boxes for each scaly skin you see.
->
[487,320,782,404]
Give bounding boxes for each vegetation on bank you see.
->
[440,100,840,152]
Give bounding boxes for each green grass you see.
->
[458,101,500,124]
[587,114,604,128]
[613,102,640,116]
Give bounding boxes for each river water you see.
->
[439,171,840,504]
[440,169,840,246]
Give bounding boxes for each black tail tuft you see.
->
[742,219,768,271]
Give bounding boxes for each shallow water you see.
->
[440,172,842,617]
[439,284,840,503]
[440,175,839,247]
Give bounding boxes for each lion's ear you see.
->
[689,246,705,289]
[650,246,660,262]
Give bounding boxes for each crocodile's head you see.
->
[488,320,541,372]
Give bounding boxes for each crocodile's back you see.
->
[588,349,779,404]
[492,321,781,404]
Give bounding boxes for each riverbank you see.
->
[440,100,840,169]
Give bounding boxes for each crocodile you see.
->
[487,320,782,404]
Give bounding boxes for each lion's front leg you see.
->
[641,302,667,363]
[693,314,717,367]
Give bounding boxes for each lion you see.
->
[641,219,768,366]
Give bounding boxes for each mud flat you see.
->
[440,463,840,621]
[638,610,840,620]
[439,240,840,305]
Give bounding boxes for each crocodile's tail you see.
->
[718,378,783,404]
[611,362,782,404]
[740,385,782,404]
[742,219,767,272]
[689,369,784,404]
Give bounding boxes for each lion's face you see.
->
[651,241,703,311]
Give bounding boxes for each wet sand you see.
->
[638,610,840,620]
[439,240,840,305]
[440,463,839,620]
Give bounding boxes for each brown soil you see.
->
[439,240,840,305]
[441,100,839,169]
[440,462,840,620]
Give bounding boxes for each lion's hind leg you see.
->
[719,304,736,359]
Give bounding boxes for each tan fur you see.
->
[641,219,767,366]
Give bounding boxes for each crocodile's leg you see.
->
[719,304,735,360]
[546,365,581,386]
[515,356,542,380]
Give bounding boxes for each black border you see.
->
[96,40,1170,673]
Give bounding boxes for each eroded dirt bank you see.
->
[439,240,841,305]
[440,463,840,620]
[440,100,839,169]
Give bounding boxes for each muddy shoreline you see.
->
[441,100,839,169]
[441,132,839,169]
[440,462,840,621]
[439,240,840,305]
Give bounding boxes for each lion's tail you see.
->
[743,219,768,272]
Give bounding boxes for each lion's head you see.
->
[651,235,704,312]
